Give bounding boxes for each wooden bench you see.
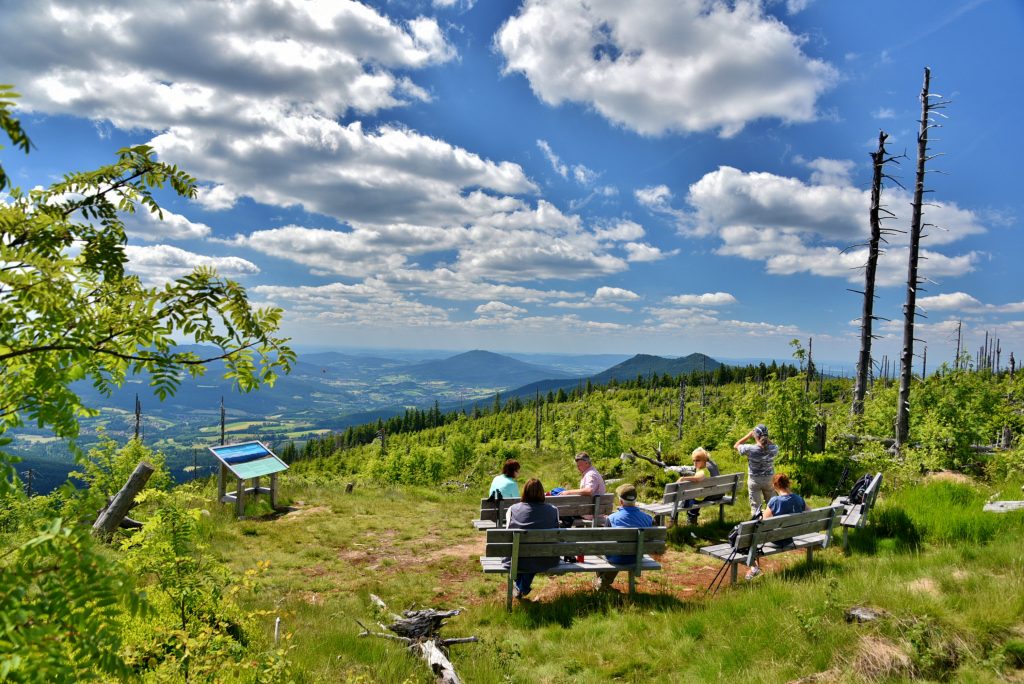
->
[698,505,843,584]
[637,473,742,525]
[831,472,882,549]
[473,494,615,531]
[480,526,667,610]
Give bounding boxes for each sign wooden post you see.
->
[209,441,289,519]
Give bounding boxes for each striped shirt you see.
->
[738,443,777,478]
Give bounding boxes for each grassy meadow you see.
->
[5,369,1024,682]
[187,452,1024,683]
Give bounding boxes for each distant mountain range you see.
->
[10,347,729,493]
[64,348,725,420]
[503,352,721,399]
[400,350,574,387]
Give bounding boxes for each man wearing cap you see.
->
[596,483,653,590]
[734,424,778,517]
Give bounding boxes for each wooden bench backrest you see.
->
[478,494,615,525]
[662,473,742,503]
[485,526,667,558]
[730,505,843,551]
[863,473,883,511]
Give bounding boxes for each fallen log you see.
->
[358,594,477,684]
[838,434,897,448]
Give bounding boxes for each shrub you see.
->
[70,435,173,517]
[0,520,136,681]
[120,498,287,680]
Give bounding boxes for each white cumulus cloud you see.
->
[475,301,527,316]
[666,292,737,307]
[496,0,837,136]
[644,163,989,286]
[593,286,640,303]
[125,244,260,283]
[122,207,212,241]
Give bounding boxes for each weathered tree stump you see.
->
[92,461,154,540]
[357,594,477,684]
[846,605,887,623]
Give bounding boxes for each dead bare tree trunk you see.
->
[134,393,141,441]
[896,67,948,450]
[535,389,541,449]
[677,378,685,441]
[852,130,894,415]
[954,319,962,370]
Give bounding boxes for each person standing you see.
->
[596,483,653,590]
[503,478,560,599]
[734,424,778,518]
[488,459,520,500]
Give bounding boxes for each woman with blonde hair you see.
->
[677,447,712,525]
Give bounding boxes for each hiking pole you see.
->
[705,550,737,597]
[828,465,850,501]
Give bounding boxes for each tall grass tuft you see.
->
[881,479,1024,545]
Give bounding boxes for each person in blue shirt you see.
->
[596,483,653,590]
[745,472,807,580]
[488,459,520,500]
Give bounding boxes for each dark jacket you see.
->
[504,501,560,573]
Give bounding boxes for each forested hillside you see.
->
[4,356,1024,682]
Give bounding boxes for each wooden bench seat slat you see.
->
[484,540,667,557]
[486,527,667,543]
[480,556,661,574]
[699,533,829,562]
[641,497,735,516]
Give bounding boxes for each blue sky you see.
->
[1,0,1021,366]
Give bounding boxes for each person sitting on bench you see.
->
[746,472,807,580]
[488,458,521,500]
[596,483,653,590]
[556,452,606,527]
[676,447,712,525]
[503,478,560,599]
